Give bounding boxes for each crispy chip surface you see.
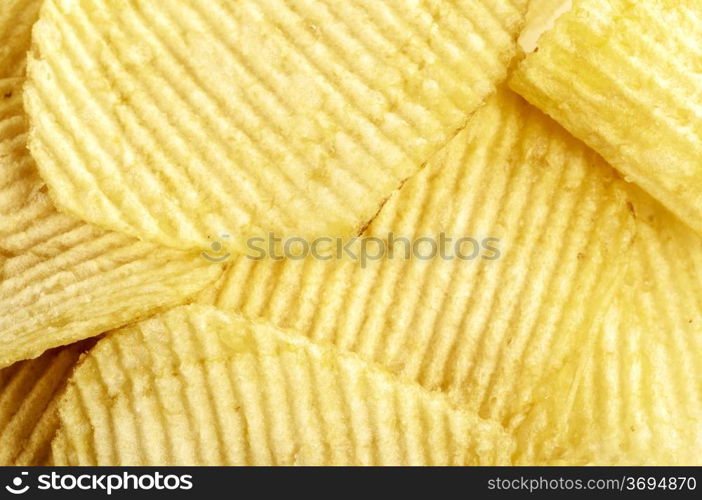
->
[199,89,636,429]
[25,0,528,252]
[519,0,571,52]
[0,340,92,466]
[513,190,702,465]
[0,77,223,367]
[511,0,702,235]
[0,0,43,78]
[52,305,514,466]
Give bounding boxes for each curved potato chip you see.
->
[519,0,571,52]
[53,305,514,466]
[0,0,43,78]
[511,0,702,236]
[199,88,636,429]
[513,190,702,465]
[0,340,93,466]
[25,0,528,252]
[0,77,223,367]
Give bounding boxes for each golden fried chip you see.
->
[511,0,702,235]
[53,305,514,466]
[519,0,571,52]
[0,0,43,78]
[199,88,636,429]
[25,0,529,252]
[0,340,93,466]
[0,77,223,367]
[513,190,702,465]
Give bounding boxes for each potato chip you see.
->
[0,0,43,78]
[0,340,93,466]
[513,190,702,465]
[519,0,571,52]
[0,77,223,367]
[52,305,514,466]
[199,88,636,429]
[25,0,528,252]
[511,0,702,236]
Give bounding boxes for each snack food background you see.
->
[0,0,700,466]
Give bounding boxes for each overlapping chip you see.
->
[519,0,571,52]
[25,0,528,252]
[0,76,223,367]
[0,0,43,78]
[510,0,702,235]
[199,88,636,430]
[52,305,514,466]
[513,190,702,465]
[0,340,93,466]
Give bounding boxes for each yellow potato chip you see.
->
[0,77,223,367]
[25,0,528,252]
[511,0,702,236]
[0,340,93,466]
[513,190,702,465]
[0,0,43,78]
[52,305,514,466]
[199,88,636,429]
[519,0,571,52]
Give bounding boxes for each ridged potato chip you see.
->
[200,88,636,429]
[514,190,702,465]
[0,0,43,78]
[511,0,702,236]
[0,340,93,466]
[519,0,571,52]
[52,305,514,466]
[25,0,528,252]
[0,77,223,367]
